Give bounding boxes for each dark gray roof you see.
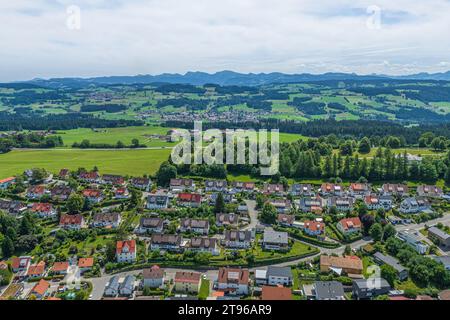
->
[266,266,293,278]
[373,252,407,273]
[432,255,450,266]
[263,229,288,244]
[119,275,135,291]
[353,278,391,290]
[314,281,344,299]
[428,227,450,240]
[106,276,120,291]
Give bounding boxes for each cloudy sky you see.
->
[1,0,450,81]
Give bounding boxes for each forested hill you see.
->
[25,70,450,88]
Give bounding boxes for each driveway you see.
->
[242,200,258,230]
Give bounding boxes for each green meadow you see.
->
[0,148,172,178]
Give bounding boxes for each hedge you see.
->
[275,226,341,249]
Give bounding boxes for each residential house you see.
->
[92,212,122,229]
[116,240,137,263]
[179,218,210,235]
[223,230,253,249]
[82,189,104,203]
[319,183,344,196]
[104,276,120,297]
[177,193,202,208]
[417,185,443,198]
[277,214,295,227]
[130,177,151,191]
[261,285,292,300]
[137,217,164,234]
[302,220,325,237]
[382,184,409,197]
[266,266,293,286]
[78,171,100,183]
[169,178,195,193]
[204,180,228,192]
[119,275,136,297]
[313,281,345,300]
[114,187,130,199]
[188,237,220,255]
[327,196,355,212]
[146,193,169,210]
[27,261,46,278]
[337,217,362,235]
[432,255,450,271]
[209,193,234,204]
[174,272,202,294]
[143,266,165,288]
[428,227,450,248]
[216,213,239,227]
[0,200,27,216]
[290,184,313,197]
[30,203,57,219]
[102,174,125,186]
[11,256,31,273]
[349,183,371,198]
[58,169,70,180]
[150,234,182,252]
[352,278,391,300]
[364,194,393,211]
[263,229,289,251]
[263,184,284,196]
[254,269,267,286]
[268,199,291,214]
[29,279,50,299]
[298,196,325,215]
[230,181,255,193]
[26,185,47,199]
[50,185,72,201]
[50,261,69,275]
[397,230,429,254]
[399,197,431,214]
[320,255,363,275]
[78,257,94,274]
[373,252,408,281]
[0,177,15,190]
[217,267,249,295]
[59,214,85,230]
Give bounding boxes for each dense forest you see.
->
[0,112,143,131]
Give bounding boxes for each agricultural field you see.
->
[0,148,171,177]
[53,126,174,148]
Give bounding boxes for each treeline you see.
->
[80,104,127,113]
[0,89,71,106]
[163,119,450,144]
[0,112,144,131]
[0,133,63,153]
[156,98,210,111]
[72,138,145,149]
[154,84,206,95]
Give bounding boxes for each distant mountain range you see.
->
[25,70,450,88]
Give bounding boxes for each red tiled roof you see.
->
[303,220,325,232]
[51,261,69,272]
[82,189,102,197]
[178,193,201,203]
[174,271,201,283]
[27,261,46,276]
[261,286,292,300]
[31,279,50,296]
[78,257,94,268]
[59,214,83,226]
[116,240,136,255]
[339,217,362,231]
[0,177,15,184]
[31,202,53,213]
[217,268,249,285]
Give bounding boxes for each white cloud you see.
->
[1,0,450,81]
